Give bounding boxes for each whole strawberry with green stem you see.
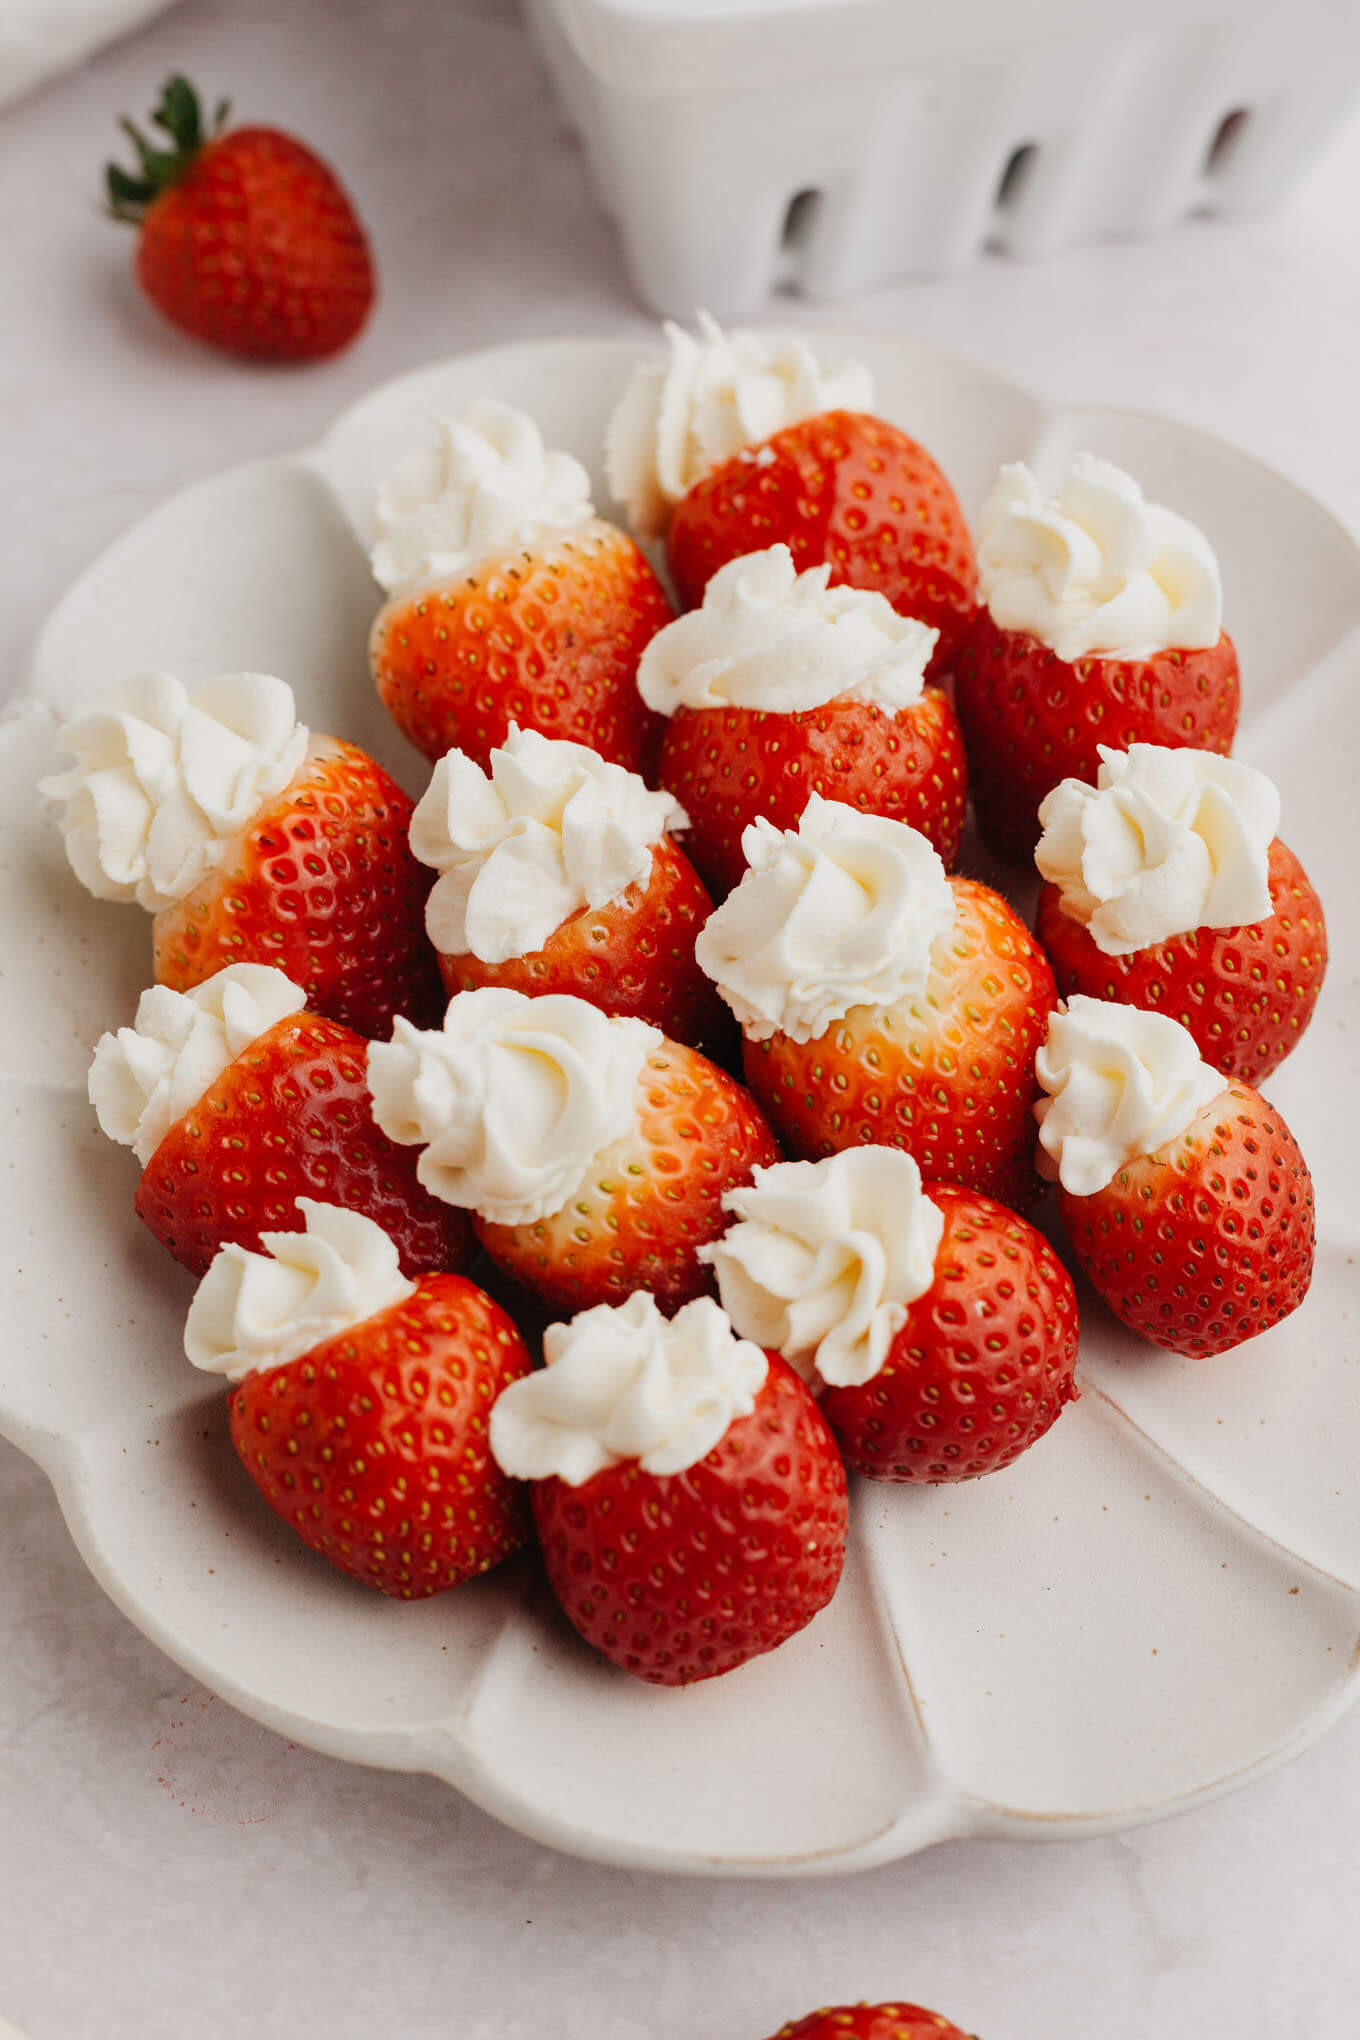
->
[105,74,374,361]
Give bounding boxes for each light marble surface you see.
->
[2,2,1359,2035]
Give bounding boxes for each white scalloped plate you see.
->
[4,332,1359,1877]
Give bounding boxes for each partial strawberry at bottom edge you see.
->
[1059,1081,1315,1358]
[953,611,1241,864]
[767,2005,976,2040]
[135,1009,474,1278]
[153,734,445,1039]
[532,1353,848,1685]
[1035,839,1328,1087]
[228,1273,532,1599]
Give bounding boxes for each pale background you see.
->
[3,1,1360,2035]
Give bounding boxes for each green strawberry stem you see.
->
[104,75,231,224]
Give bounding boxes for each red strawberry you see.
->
[1035,837,1327,1087]
[435,832,730,1054]
[521,1333,847,1686]
[818,1183,1079,1481]
[1056,1079,1314,1358]
[657,687,967,900]
[667,411,977,663]
[369,519,671,774]
[741,879,1057,1209]
[477,1035,779,1315]
[226,1269,531,1598]
[953,608,1241,864]
[766,2006,975,2040]
[153,735,444,1038]
[766,2007,978,2040]
[105,75,373,362]
[134,1005,473,1278]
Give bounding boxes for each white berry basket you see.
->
[4,330,1359,1878]
[527,0,1360,315]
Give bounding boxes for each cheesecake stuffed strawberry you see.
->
[764,2004,975,2040]
[955,454,1241,862]
[89,963,472,1277]
[40,670,442,1036]
[702,1146,1080,1481]
[367,986,778,1314]
[409,725,727,1050]
[606,315,977,660]
[489,1289,847,1684]
[185,1200,530,1597]
[368,401,670,774]
[1034,743,1327,1084]
[697,794,1056,1206]
[1035,996,1314,1356]
[637,544,967,896]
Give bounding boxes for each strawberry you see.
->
[186,1206,532,1597]
[817,1183,1079,1480]
[153,734,444,1039]
[435,832,730,1055]
[737,878,1057,1210]
[105,75,373,362]
[366,990,780,1319]
[765,2006,975,2040]
[492,1293,847,1685]
[1056,1079,1314,1357]
[657,687,967,900]
[476,1033,779,1315]
[130,1003,473,1278]
[667,412,977,664]
[953,607,1241,865]
[1035,837,1327,1087]
[369,519,670,775]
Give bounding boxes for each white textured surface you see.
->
[3,3,1360,2038]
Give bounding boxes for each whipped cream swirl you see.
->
[605,313,875,538]
[701,1149,944,1390]
[370,401,594,599]
[89,964,307,1167]
[40,672,308,914]
[1034,995,1228,1196]
[636,545,937,718]
[411,726,687,962]
[184,1200,416,1385]
[1036,744,1279,956]
[977,454,1222,663]
[489,1291,768,1485]
[367,988,660,1226]
[695,795,957,1043]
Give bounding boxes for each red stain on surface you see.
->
[150,1689,302,1824]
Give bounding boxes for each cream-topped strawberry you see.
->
[607,316,977,659]
[697,795,1056,1206]
[367,401,670,774]
[954,455,1241,862]
[409,726,726,1049]
[1033,744,1327,1084]
[186,1200,531,1598]
[90,964,473,1277]
[367,987,778,1314]
[1036,997,1314,1356]
[489,1289,847,1684]
[41,670,443,1036]
[701,1147,1079,1481]
[638,545,967,895]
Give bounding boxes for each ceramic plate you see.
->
[4,333,1358,1878]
